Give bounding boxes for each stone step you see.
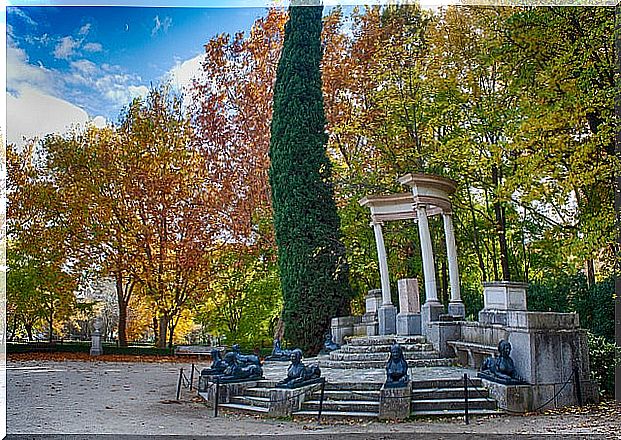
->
[339,343,434,353]
[411,387,489,400]
[292,410,379,420]
[244,387,272,398]
[329,351,439,362]
[229,395,271,408]
[324,382,383,391]
[411,408,501,418]
[411,377,482,389]
[310,389,380,401]
[344,335,428,346]
[411,398,497,412]
[318,358,455,369]
[218,403,269,415]
[302,400,379,413]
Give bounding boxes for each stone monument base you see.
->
[379,382,411,420]
[396,313,421,336]
[269,382,323,417]
[447,301,465,318]
[378,304,397,335]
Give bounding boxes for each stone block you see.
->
[427,321,461,358]
[506,311,579,331]
[378,304,397,335]
[421,301,444,338]
[365,289,383,314]
[483,281,527,311]
[331,316,361,345]
[204,380,258,404]
[396,313,421,336]
[379,383,411,420]
[482,379,533,413]
[397,278,420,314]
[268,382,322,417]
[478,310,508,326]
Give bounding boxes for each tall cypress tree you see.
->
[268,0,352,355]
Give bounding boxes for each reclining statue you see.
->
[265,338,293,361]
[231,343,262,367]
[478,340,527,385]
[385,343,409,388]
[217,351,263,383]
[276,348,322,389]
[200,349,228,377]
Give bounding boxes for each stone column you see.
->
[90,317,103,356]
[371,221,397,335]
[416,206,444,335]
[443,212,465,318]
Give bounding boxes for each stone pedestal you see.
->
[448,301,465,318]
[378,304,397,335]
[483,281,527,311]
[379,383,411,420]
[203,380,258,404]
[90,318,103,356]
[396,278,421,336]
[421,301,444,338]
[362,289,382,336]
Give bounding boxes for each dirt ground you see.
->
[6,355,621,439]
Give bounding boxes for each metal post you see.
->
[574,366,583,407]
[317,378,326,424]
[464,373,469,425]
[176,368,183,401]
[190,364,195,391]
[214,376,220,417]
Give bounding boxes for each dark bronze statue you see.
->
[200,349,228,377]
[478,340,527,385]
[231,343,261,367]
[276,348,322,389]
[319,332,340,355]
[385,343,409,388]
[218,351,263,383]
[265,338,293,361]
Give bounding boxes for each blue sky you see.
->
[6,5,275,144]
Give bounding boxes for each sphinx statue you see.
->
[276,348,322,389]
[385,343,409,388]
[265,338,293,361]
[217,351,263,383]
[319,332,340,355]
[231,343,262,367]
[200,349,228,377]
[478,340,527,385]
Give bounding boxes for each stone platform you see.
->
[317,335,456,369]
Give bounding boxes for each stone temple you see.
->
[198,173,599,420]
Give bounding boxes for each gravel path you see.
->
[6,358,621,438]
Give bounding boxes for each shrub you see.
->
[587,332,618,397]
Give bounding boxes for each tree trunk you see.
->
[152,317,158,346]
[466,186,487,282]
[585,259,595,287]
[157,315,168,349]
[25,323,33,341]
[115,272,129,347]
[492,165,511,281]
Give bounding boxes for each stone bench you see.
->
[446,341,496,369]
[174,345,215,359]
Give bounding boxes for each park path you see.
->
[6,358,620,438]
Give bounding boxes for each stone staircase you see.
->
[210,377,499,420]
[318,335,455,369]
[410,377,498,417]
[293,382,381,420]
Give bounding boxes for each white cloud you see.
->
[166,54,206,92]
[78,23,92,36]
[8,8,37,27]
[7,86,90,146]
[71,59,98,76]
[151,15,172,37]
[54,36,79,60]
[83,42,103,53]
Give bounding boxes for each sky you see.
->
[6,5,274,145]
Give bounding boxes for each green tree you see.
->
[269,0,352,354]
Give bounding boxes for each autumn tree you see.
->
[269,1,353,354]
